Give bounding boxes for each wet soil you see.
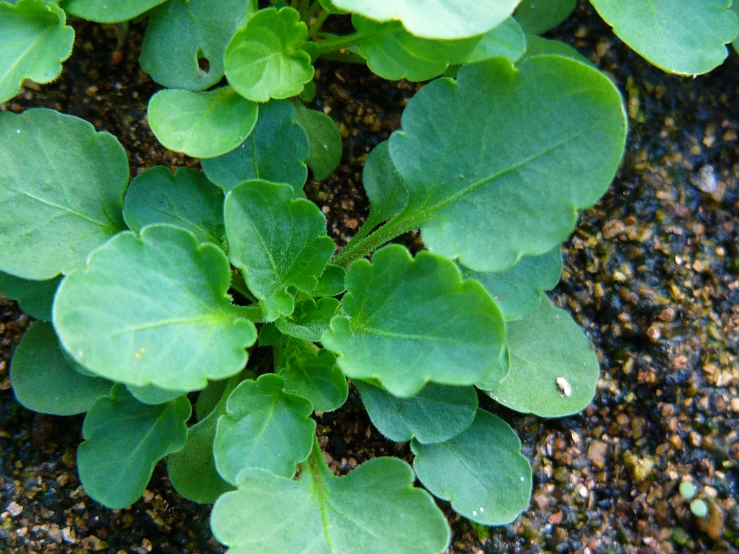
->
[1,3,739,553]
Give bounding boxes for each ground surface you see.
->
[1,3,738,553]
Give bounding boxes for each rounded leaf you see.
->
[278,349,348,412]
[322,245,505,397]
[54,225,257,391]
[463,17,526,64]
[514,0,576,35]
[0,109,129,280]
[63,0,167,23]
[148,87,258,158]
[293,102,342,182]
[0,272,61,321]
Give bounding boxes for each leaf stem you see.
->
[332,215,417,268]
[306,10,330,38]
[315,30,377,54]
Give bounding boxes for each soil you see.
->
[1,3,739,553]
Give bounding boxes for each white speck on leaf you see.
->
[556,377,572,397]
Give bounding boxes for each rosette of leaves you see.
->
[0,49,628,552]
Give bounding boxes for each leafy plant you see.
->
[1,0,736,551]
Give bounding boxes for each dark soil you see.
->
[2,3,739,553]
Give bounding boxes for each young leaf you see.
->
[10,322,113,416]
[78,385,191,509]
[0,272,61,321]
[461,246,562,322]
[331,0,520,39]
[412,409,532,525]
[311,264,346,297]
[214,374,316,483]
[517,35,595,68]
[481,297,599,417]
[54,225,258,391]
[224,180,335,321]
[0,109,129,280]
[62,0,166,23]
[591,0,739,75]
[123,166,226,246]
[463,17,526,64]
[127,384,187,405]
[140,0,257,90]
[202,100,309,192]
[275,297,340,342]
[211,439,450,553]
[355,380,477,444]
[0,0,74,103]
[323,245,505,397]
[224,7,314,102]
[386,56,626,273]
[292,102,342,181]
[147,87,259,159]
[353,16,480,81]
[514,0,576,35]
[277,348,348,412]
[362,140,408,230]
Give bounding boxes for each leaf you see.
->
[127,384,186,405]
[362,140,408,230]
[123,166,225,246]
[386,56,626,273]
[311,264,346,297]
[147,87,259,159]
[514,0,576,35]
[355,380,477,444]
[461,246,562,321]
[140,0,257,90]
[322,245,505,397]
[0,0,74,103]
[224,7,314,102]
[275,297,340,342]
[331,0,520,39]
[202,100,309,192]
[590,0,739,75]
[214,374,316,483]
[318,0,349,14]
[292,102,342,181]
[733,0,739,53]
[412,409,532,525]
[195,379,229,421]
[277,349,348,412]
[10,322,113,416]
[0,271,61,320]
[77,385,191,509]
[54,225,258,391]
[211,439,450,553]
[62,0,166,23]
[463,17,526,64]
[475,346,509,390]
[481,296,600,417]
[0,109,129,280]
[517,35,595,68]
[224,180,335,321]
[353,16,481,81]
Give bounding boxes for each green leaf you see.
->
[732,0,739,53]
[0,109,129,280]
[140,0,257,90]
[0,272,60,321]
[275,297,340,342]
[355,380,477,444]
[590,0,739,75]
[353,16,481,81]
[318,0,349,14]
[224,180,335,321]
[277,349,348,412]
[211,439,450,553]
[514,0,576,35]
[386,56,626,273]
[78,385,191,509]
[225,7,314,102]
[463,17,526,64]
[461,246,562,321]
[362,140,408,231]
[127,384,186,405]
[331,0,520,39]
[123,166,226,246]
[323,245,505,397]
[62,0,166,23]
[147,87,259,158]
[54,225,258,391]
[292,102,342,181]
[412,409,532,525]
[481,297,600,417]
[195,379,229,421]
[10,322,113,416]
[475,346,509,390]
[517,35,595,68]
[202,100,309,192]
[311,264,346,297]
[214,374,316,483]
[0,0,74,103]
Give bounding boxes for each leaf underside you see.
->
[0,271,61,321]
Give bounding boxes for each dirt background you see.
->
[1,3,738,553]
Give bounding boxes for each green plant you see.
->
[1,0,737,552]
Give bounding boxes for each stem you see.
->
[316,30,377,54]
[304,0,322,23]
[298,0,309,20]
[230,271,257,303]
[332,216,417,268]
[306,10,330,39]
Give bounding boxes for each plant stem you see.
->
[316,30,377,54]
[304,1,323,25]
[332,216,417,267]
[306,10,330,38]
